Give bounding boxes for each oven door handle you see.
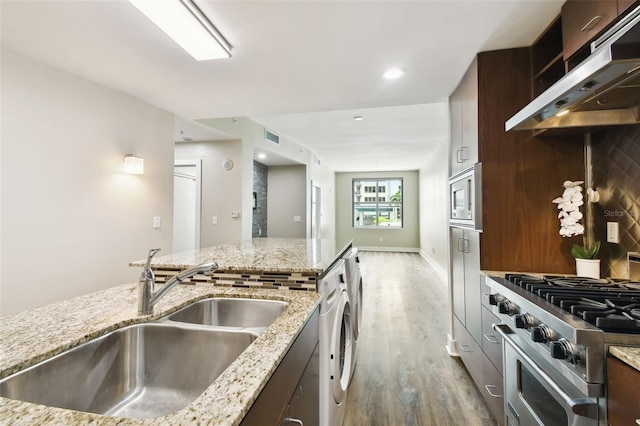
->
[493,324,598,419]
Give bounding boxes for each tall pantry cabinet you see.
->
[448,47,585,425]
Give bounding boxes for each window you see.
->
[352,178,403,228]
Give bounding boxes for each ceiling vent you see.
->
[265,129,280,144]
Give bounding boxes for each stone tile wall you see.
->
[253,161,268,238]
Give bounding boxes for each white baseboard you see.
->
[358,246,420,253]
[418,250,447,282]
[446,333,459,357]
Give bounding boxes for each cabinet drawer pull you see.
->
[283,418,304,426]
[581,15,603,32]
[483,334,501,344]
[485,384,503,398]
[459,343,474,353]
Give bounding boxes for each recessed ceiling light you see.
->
[257,153,267,160]
[353,116,363,121]
[382,67,406,80]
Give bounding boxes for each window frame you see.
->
[352,178,403,229]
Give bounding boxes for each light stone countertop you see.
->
[130,238,352,273]
[0,283,320,425]
[609,346,640,372]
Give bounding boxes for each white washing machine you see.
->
[343,247,363,380]
[318,259,353,426]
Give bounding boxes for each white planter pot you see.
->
[575,258,600,279]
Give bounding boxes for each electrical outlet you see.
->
[293,216,301,222]
[607,222,619,243]
[231,212,240,219]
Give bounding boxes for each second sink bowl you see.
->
[167,297,288,331]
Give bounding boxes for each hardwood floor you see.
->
[343,251,497,426]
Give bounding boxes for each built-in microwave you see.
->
[449,163,482,230]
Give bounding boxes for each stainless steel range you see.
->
[485,273,640,426]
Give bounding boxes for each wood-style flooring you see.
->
[343,251,497,426]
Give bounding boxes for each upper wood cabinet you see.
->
[532,16,564,97]
[449,58,479,175]
[618,0,638,15]
[562,0,618,61]
[449,48,584,274]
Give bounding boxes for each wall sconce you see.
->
[123,154,144,174]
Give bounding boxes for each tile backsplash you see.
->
[591,123,640,278]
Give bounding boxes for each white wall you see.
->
[335,170,420,250]
[268,165,307,238]
[418,139,450,278]
[198,117,336,240]
[1,49,174,316]
[175,140,244,246]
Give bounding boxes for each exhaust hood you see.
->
[506,5,640,132]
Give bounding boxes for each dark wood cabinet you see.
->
[562,0,618,62]
[532,16,565,96]
[241,307,319,426]
[618,0,639,16]
[607,355,640,425]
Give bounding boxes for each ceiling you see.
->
[0,0,564,171]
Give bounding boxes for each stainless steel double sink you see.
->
[0,297,288,419]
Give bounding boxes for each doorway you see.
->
[173,160,201,253]
[312,183,322,238]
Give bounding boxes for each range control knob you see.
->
[549,338,578,363]
[488,293,505,306]
[531,324,554,343]
[497,300,516,316]
[514,313,535,329]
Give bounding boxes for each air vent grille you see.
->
[265,130,280,144]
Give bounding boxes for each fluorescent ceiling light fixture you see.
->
[123,155,144,174]
[353,116,363,121]
[382,67,406,80]
[128,0,231,61]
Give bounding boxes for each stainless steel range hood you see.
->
[506,5,640,132]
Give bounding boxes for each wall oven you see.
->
[449,163,482,230]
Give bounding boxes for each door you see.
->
[173,160,201,253]
[311,183,322,238]
[330,290,352,405]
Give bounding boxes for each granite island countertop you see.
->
[0,283,320,425]
[131,238,352,274]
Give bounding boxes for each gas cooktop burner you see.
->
[504,273,640,333]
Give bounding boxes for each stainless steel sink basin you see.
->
[0,322,256,418]
[167,297,288,332]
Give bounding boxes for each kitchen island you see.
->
[0,283,320,425]
[130,238,353,291]
[0,238,351,424]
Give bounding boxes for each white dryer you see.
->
[318,259,353,426]
[342,247,362,380]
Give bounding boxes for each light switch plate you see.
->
[153,216,161,229]
[212,216,218,224]
[607,222,619,243]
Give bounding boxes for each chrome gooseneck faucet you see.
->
[138,248,218,315]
